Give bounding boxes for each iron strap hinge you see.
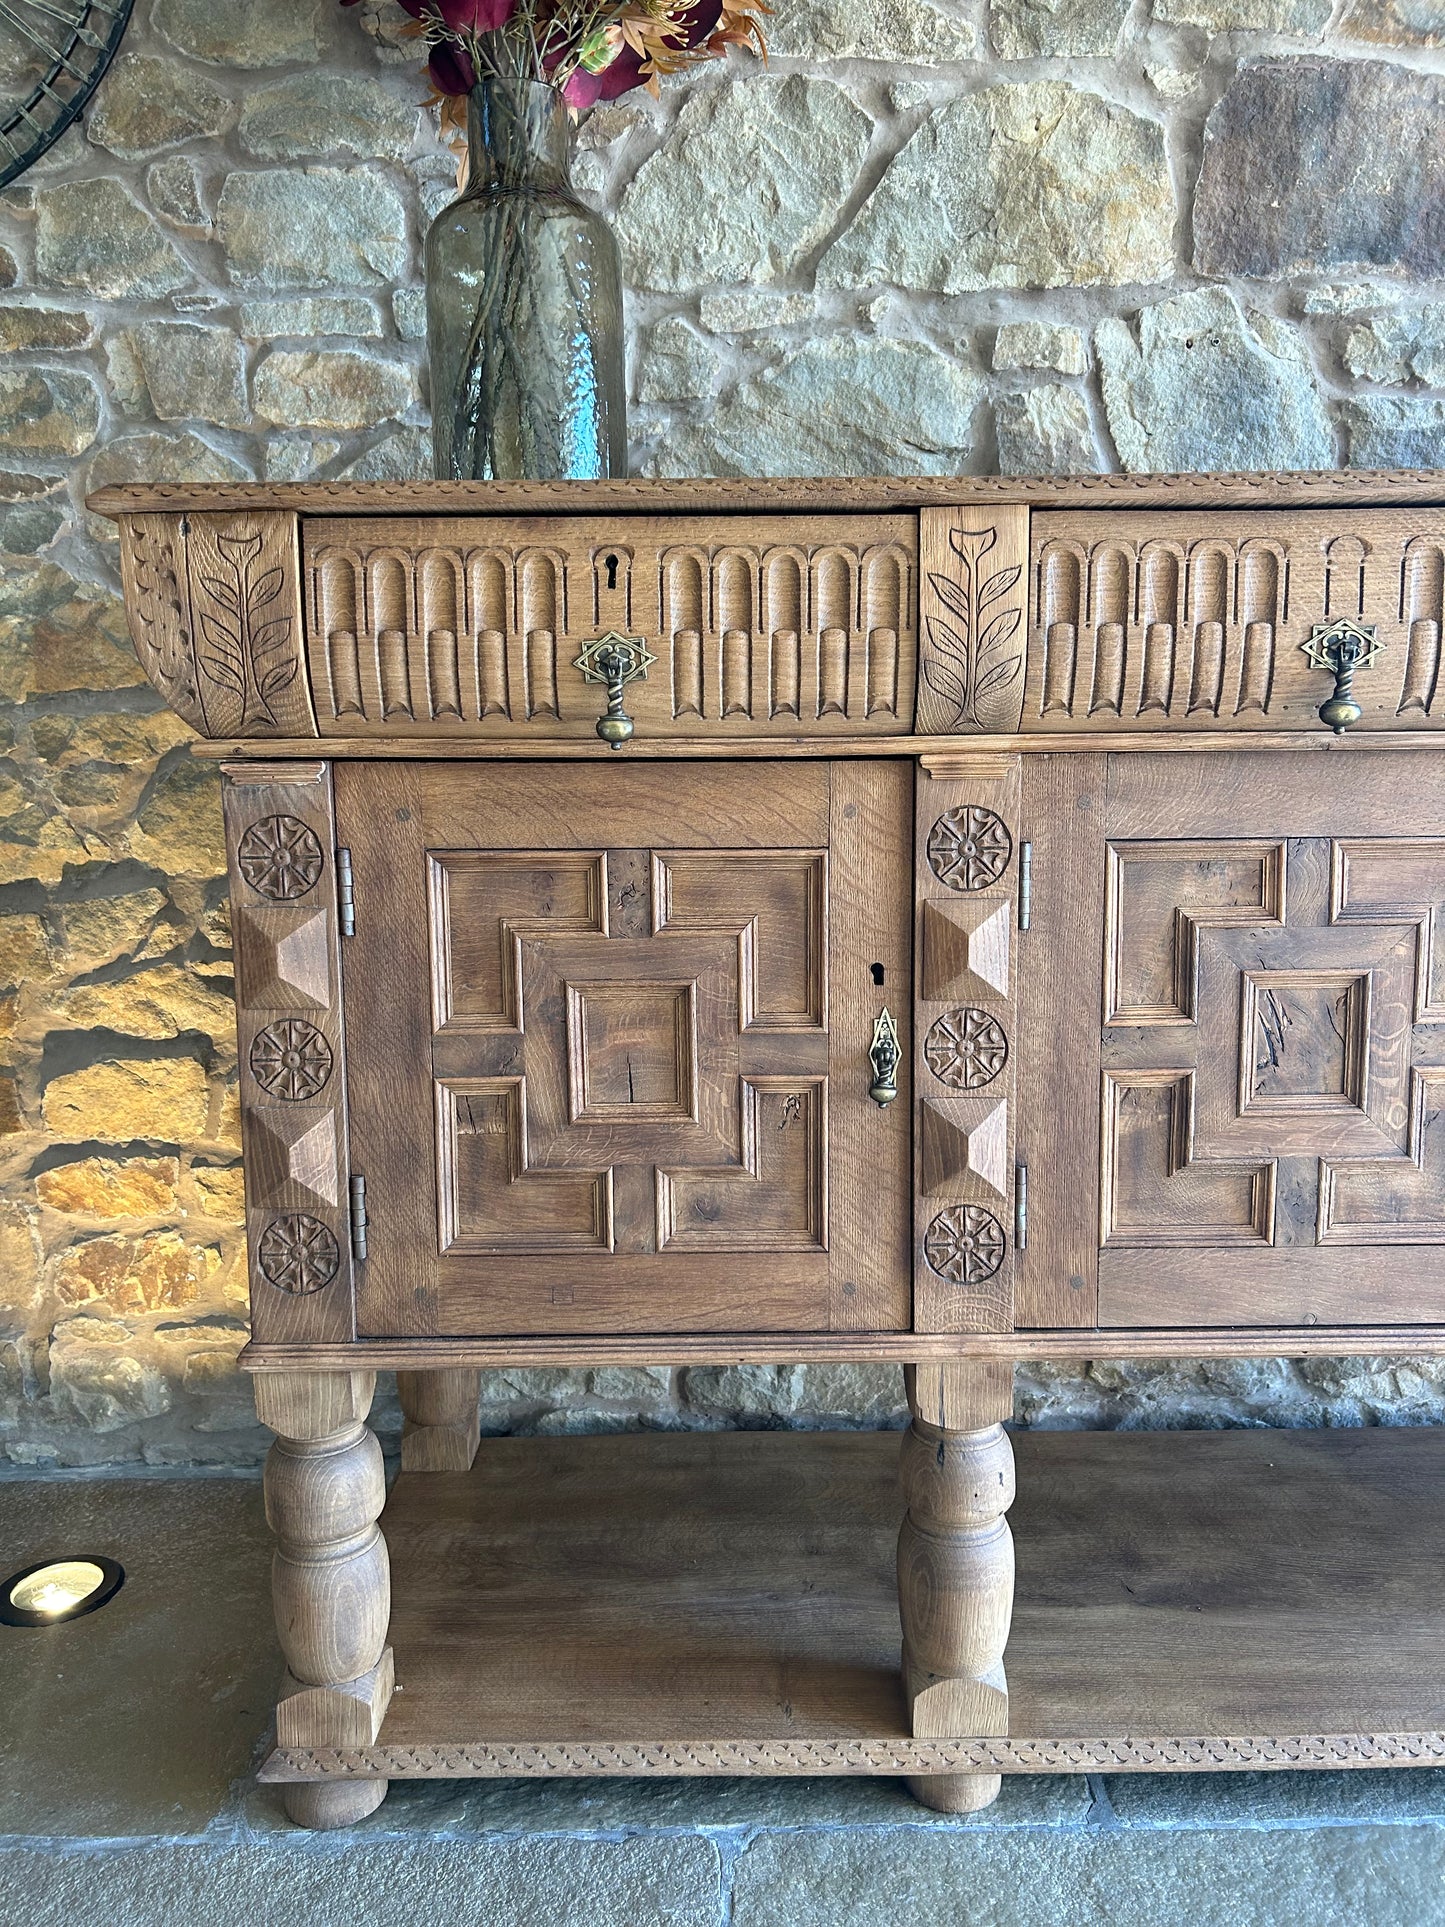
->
[337,846,355,937]
[349,1173,368,1262]
[1014,1161,1028,1252]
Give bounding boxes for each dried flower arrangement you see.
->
[342,0,768,480]
[343,0,768,120]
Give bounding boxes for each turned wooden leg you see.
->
[254,1370,393,1830]
[397,1367,482,1471]
[898,1360,1016,1814]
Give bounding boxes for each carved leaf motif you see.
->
[199,609,245,695]
[202,572,240,615]
[194,524,297,733]
[924,524,1025,731]
[977,607,1021,660]
[250,566,284,611]
[929,573,972,626]
[977,563,1021,611]
[124,521,209,733]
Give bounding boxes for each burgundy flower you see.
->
[677,0,724,47]
[428,38,477,93]
[596,42,647,100]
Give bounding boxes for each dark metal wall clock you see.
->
[0,0,133,189]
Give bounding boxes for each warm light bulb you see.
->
[8,1560,106,1618]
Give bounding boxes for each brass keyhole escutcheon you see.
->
[1300,618,1384,734]
[573,632,657,748]
[868,1007,901,1107]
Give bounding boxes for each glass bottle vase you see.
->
[425,78,626,481]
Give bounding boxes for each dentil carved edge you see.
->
[262,1731,1445,1781]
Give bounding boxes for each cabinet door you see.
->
[1015,750,1445,1330]
[336,760,912,1336]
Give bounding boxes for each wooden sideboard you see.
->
[97,470,1445,1828]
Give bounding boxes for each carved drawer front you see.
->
[1027,509,1445,733]
[335,760,912,1336]
[302,514,917,739]
[1014,751,1445,1331]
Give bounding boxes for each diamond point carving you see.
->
[921,1099,1009,1199]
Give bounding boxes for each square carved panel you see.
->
[429,850,828,1259]
[568,981,697,1123]
[335,757,913,1338]
[1101,835,1445,1271]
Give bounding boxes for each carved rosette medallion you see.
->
[257,1213,340,1294]
[923,1204,1007,1284]
[249,1019,334,1100]
[928,806,1012,892]
[238,815,324,899]
[925,1007,1009,1089]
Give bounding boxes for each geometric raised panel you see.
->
[233,905,331,1010]
[335,756,912,1338]
[431,851,606,1031]
[567,980,696,1123]
[1101,1073,1275,1248]
[659,1080,826,1251]
[437,1079,611,1253]
[921,1097,1009,1200]
[655,851,827,1029]
[920,899,1011,1001]
[1333,838,1445,1019]
[1321,1071,1445,1244]
[1104,840,1287,1025]
[1241,970,1369,1114]
[247,1107,342,1213]
[1099,830,1445,1271]
[431,852,828,1259]
[1193,923,1415,1160]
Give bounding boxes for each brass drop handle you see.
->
[1301,618,1384,735]
[868,1008,900,1107]
[572,632,657,749]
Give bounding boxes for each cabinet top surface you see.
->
[87,466,1445,519]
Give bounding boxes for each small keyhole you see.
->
[604,553,619,589]
[870,962,885,986]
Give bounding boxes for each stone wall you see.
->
[1,0,1443,1465]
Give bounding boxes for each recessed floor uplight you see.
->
[1,1556,124,1626]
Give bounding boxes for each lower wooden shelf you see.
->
[260,1425,1445,1785]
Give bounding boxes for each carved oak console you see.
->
[98,469,1445,1827]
